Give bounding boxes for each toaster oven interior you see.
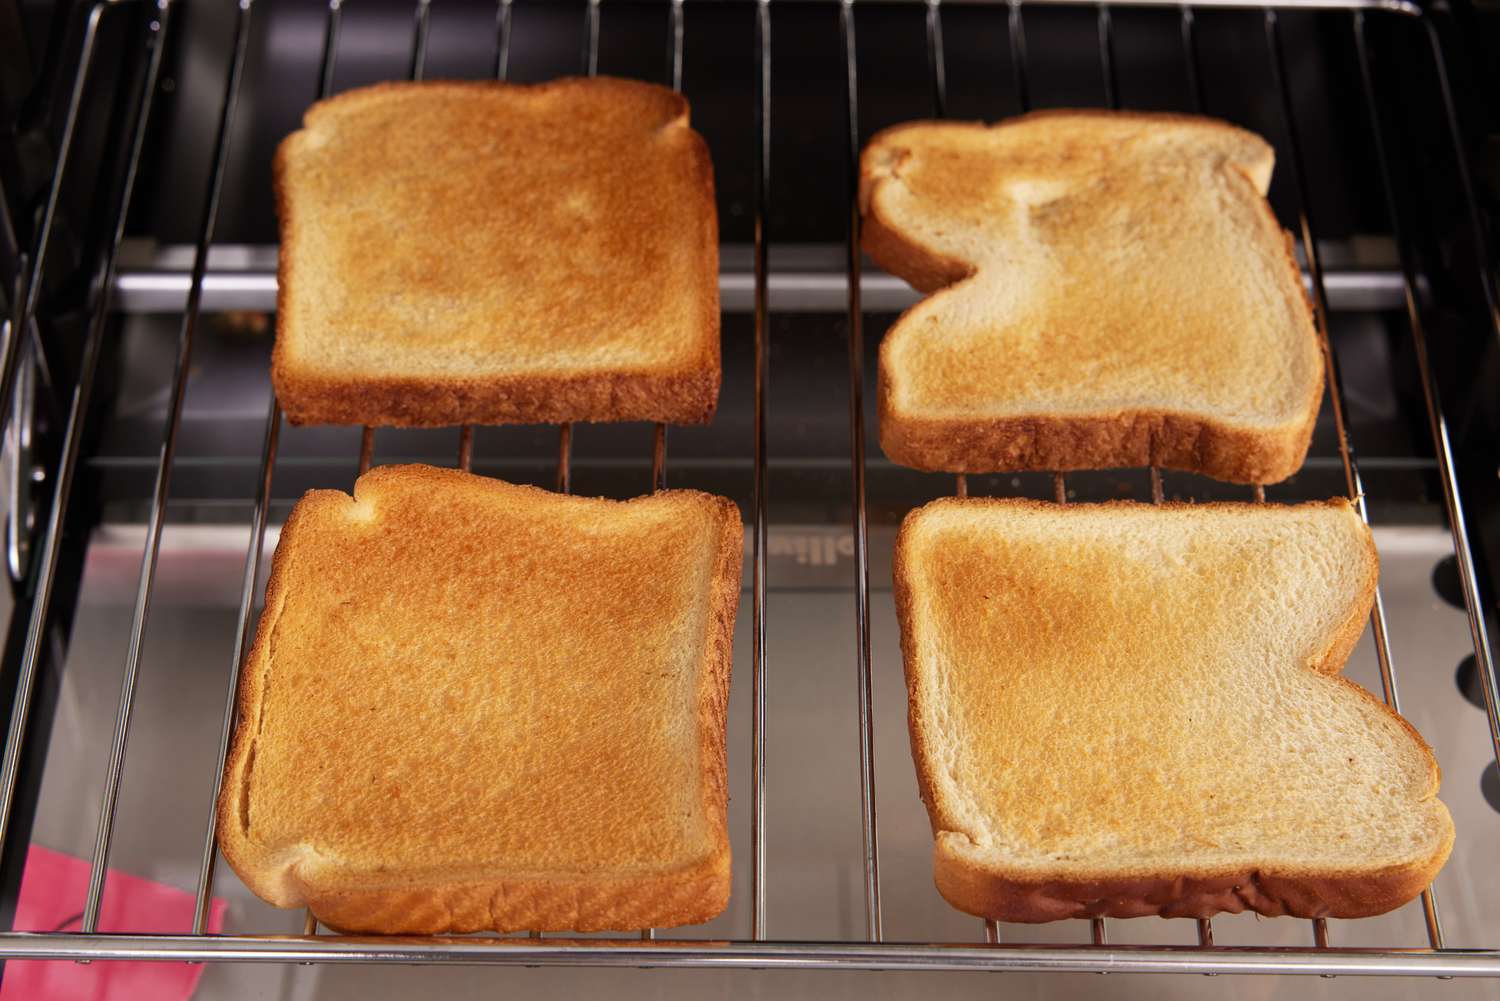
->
[1,0,1500,996]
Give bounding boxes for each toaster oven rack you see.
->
[0,0,1497,978]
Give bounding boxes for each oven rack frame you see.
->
[0,0,1497,977]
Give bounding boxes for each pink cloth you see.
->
[0,845,227,1001]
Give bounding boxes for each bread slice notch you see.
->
[894,498,1453,922]
[273,77,720,428]
[862,110,1322,485]
[217,465,742,934]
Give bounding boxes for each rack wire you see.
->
[839,0,883,945]
[1,0,1498,977]
[750,0,772,942]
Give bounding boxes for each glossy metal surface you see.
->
[0,0,170,888]
[0,935,1494,975]
[79,0,254,935]
[840,0,883,944]
[191,0,342,933]
[751,0,771,943]
[1263,7,1442,949]
[3,0,1495,984]
[110,262,1409,314]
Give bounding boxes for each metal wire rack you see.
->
[0,0,1498,978]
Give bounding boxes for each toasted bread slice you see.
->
[862,111,1322,484]
[273,77,720,428]
[894,498,1452,922]
[218,465,742,934]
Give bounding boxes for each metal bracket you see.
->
[1,262,41,587]
[2,325,38,586]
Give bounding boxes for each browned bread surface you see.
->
[273,77,720,428]
[862,111,1322,484]
[218,465,743,934]
[894,498,1453,922]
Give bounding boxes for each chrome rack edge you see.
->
[0,936,1492,975]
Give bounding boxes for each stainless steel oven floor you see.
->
[16,517,1495,999]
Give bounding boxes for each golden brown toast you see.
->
[894,498,1452,922]
[861,111,1322,485]
[217,465,743,934]
[273,77,720,428]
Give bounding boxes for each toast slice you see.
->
[862,111,1322,484]
[273,77,720,428]
[218,465,742,934]
[894,498,1452,922]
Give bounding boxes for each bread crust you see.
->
[874,396,1315,485]
[217,465,743,933]
[930,856,1451,923]
[863,110,1323,486]
[893,497,1453,923]
[271,364,721,428]
[272,78,721,428]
